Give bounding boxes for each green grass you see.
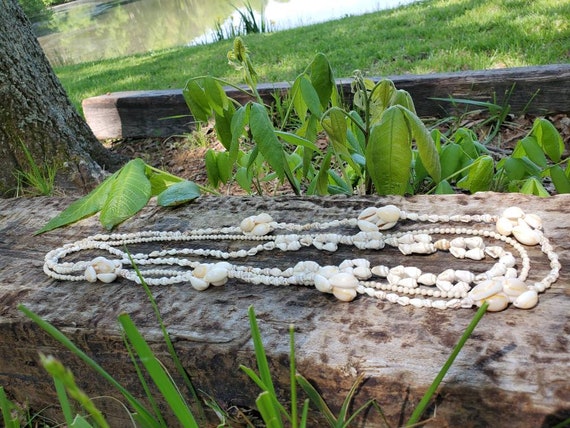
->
[55,0,570,113]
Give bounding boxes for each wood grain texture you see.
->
[82,64,570,139]
[0,193,568,426]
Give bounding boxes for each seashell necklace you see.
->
[43,205,560,312]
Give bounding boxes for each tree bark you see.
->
[0,0,124,197]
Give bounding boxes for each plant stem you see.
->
[406,302,489,426]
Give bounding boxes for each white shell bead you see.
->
[353,266,372,280]
[455,270,475,283]
[523,213,542,230]
[469,279,503,301]
[483,292,510,312]
[495,217,514,236]
[502,206,525,220]
[85,266,97,283]
[204,268,229,285]
[403,266,422,279]
[371,265,389,277]
[512,224,541,246]
[255,213,273,223]
[358,206,378,221]
[417,273,437,286]
[329,272,359,289]
[190,277,209,291]
[502,278,528,298]
[332,287,357,302]
[314,274,333,293]
[513,289,539,309]
[465,248,485,260]
[357,220,378,232]
[450,246,466,259]
[96,272,117,283]
[485,246,505,258]
[91,256,116,274]
[251,223,271,236]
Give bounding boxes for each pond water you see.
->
[37,0,419,66]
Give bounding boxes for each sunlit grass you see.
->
[55,0,570,114]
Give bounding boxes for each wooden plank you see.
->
[83,64,570,139]
[0,193,569,426]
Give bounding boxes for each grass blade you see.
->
[128,253,206,421]
[17,304,158,427]
[295,373,337,426]
[0,386,20,428]
[118,313,198,428]
[256,391,283,428]
[406,302,489,425]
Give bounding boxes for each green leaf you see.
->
[434,179,455,194]
[118,314,199,428]
[369,79,396,124]
[275,131,321,153]
[322,107,347,151]
[454,128,480,159]
[440,143,462,180]
[309,53,334,109]
[216,151,232,184]
[35,168,119,234]
[156,181,200,206]
[183,79,211,122]
[531,118,564,162]
[235,166,253,193]
[291,76,308,120]
[391,89,416,113]
[550,165,570,194]
[366,106,412,195]
[520,136,547,168]
[146,165,185,196]
[456,155,494,193]
[249,103,286,179]
[230,104,249,164]
[299,75,323,118]
[205,149,220,187]
[403,108,441,183]
[100,158,152,230]
[214,105,236,151]
[520,177,550,196]
[203,76,229,115]
[503,157,528,181]
[315,150,333,195]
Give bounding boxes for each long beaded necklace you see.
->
[43,205,560,312]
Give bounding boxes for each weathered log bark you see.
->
[0,194,568,426]
[0,0,124,197]
[82,64,570,139]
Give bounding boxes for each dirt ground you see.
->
[106,112,570,194]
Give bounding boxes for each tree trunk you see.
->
[0,0,124,197]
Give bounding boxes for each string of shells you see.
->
[43,205,560,313]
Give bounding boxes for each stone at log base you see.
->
[0,193,568,426]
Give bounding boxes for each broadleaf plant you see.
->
[36,159,203,234]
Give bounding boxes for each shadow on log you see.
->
[82,64,570,139]
[0,193,569,426]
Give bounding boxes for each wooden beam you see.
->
[82,64,570,139]
[0,193,569,426]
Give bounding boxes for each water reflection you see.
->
[37,0,417,66]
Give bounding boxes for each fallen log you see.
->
[0,193,569,426]
[82,64,570,139]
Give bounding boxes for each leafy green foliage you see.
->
[184,39,442,197]
[36,159,201,234]
[430,118,569,196]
